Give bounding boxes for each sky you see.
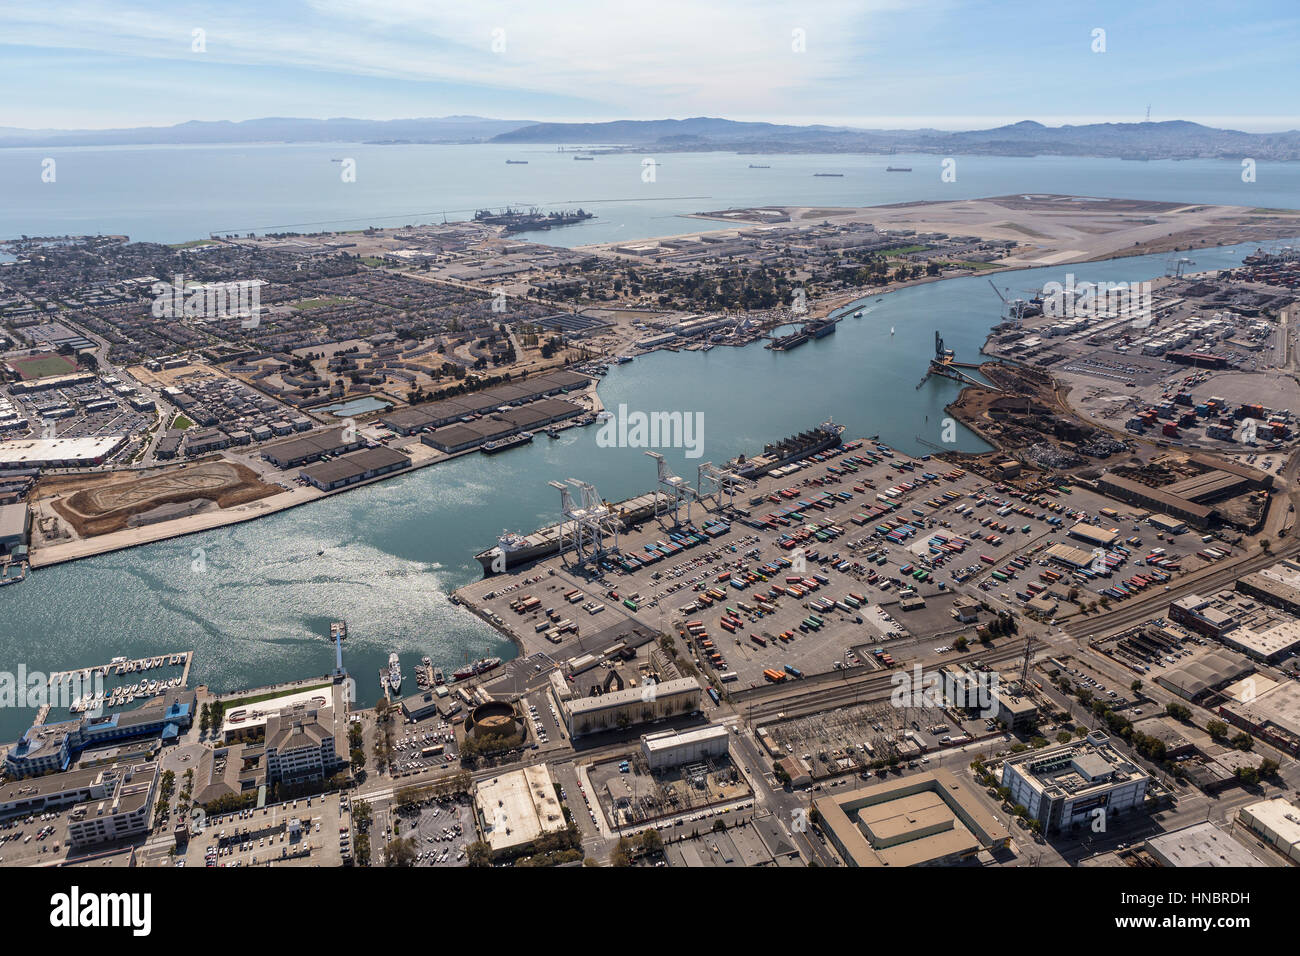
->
[2,0,1298,132]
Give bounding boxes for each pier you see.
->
[47,651,194,713]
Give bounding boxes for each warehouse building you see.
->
[379,372,590,435]
[1154,647,1253,703]
[1043,542,1097,569]
[1000,732,1150,833]
[1067,523,1119,548]
[474,764,567,857]
[563,677,701,738]
[298,446,411,491]
[1095,473,1215,529]
[1238,798,1300,865]
[1147,514,1187,535]
[1168,594,1236,637]
[1237,566,1300,616]
[813,769,1009,867]
[261,426,365,468]
[1218,619,1300,664]
[422,418,516,453]
[0,502,29,555]
[1144,822,1268,867]
[641,725,730,769]
[0,436,126,470]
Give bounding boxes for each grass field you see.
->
[223,681,332,710]
[292,296,352,311]
[10,353,78,380]
[171,414,194,430]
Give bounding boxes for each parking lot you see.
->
[389,716,462,775]
[183,792,350,868]
[0,810,72,865]
[406,796,474,868]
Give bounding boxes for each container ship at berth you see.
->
[725,418,845,479]
[471,419,843,574]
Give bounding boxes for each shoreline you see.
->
[15,208,1297,575]
[25,384,606,572]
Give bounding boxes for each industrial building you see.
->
[1237,565,1300,616]
[1238,798,1300,865]
[298,445,411,491]
[0,502,29,554]
[813,769,1009,867]
[1144,822,1268,867]
[1154,647,1253,703]
[474,764,567,857]
[1218,619,1300,664]
[1067,523,1118,548]
[379,371,589,436]
[1168,594,1236,637]
[562,677,701,738]
[1095,473,1215,529]
[999,732,1151,833]
[260,426,366,469]
[419,399,583,453]
[0,436,127,471]
[641,725,730,769]
[1147,514,1187,535]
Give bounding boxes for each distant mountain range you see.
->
[3,115,1298,160]
[491,118,1300,160]
[0,116,534,148]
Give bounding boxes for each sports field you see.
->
[10,354,78,380]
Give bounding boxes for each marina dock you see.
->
[47,651,194,713]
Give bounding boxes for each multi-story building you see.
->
[1000,732,1150,833]
[263,703,347,787]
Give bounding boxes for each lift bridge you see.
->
[549,478,620,564]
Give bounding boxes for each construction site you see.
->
[36,460,281,538]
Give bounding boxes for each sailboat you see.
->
[890,326,895,335]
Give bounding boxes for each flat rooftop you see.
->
[813,769,1008,867]
[220,684,336,737]
[475,764,566,854]
[1145,822,1268,867]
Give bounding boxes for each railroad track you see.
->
[1062,538,1300,641]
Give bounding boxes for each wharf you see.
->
[450,432,988,692]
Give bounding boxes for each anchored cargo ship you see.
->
[453,657,502,681]
[768,317,838,351]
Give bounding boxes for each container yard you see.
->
[453,430,1219,693]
